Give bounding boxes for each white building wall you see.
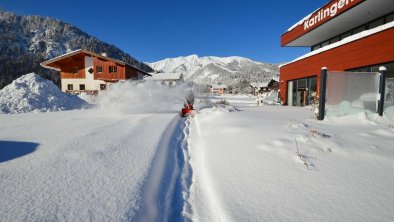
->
[60,56,106,92]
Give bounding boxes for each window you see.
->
[321,40,329,47]
[79,84,85,90]
[353,25,366,34]
[386,13,394,23]
[310,12,393,52]
[109,66,117,73]
[100,84,106,90]
[368,17,384,29]
[312,44,320,51]
[347,62,394,79]
[341,30,352,40]
[73,67,79,74]
[329,36,340,44]
[96,66,103,73]
[287,76,317,107]
[67,84,73,90]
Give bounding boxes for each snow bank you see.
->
[97,80,196,115]
[261,90,279,105]
[0,73,87,114]
[188,97,394,221]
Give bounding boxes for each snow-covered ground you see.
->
[188,95,394,221]
[1,84,394,221]
[0,109,187,221]
[0,78,192,221]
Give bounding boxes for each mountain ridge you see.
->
[148,54,279,89]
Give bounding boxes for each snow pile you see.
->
[97,80,196,115]
[0,73,87,114]
[78,94,98,104]
[261,90,279,105]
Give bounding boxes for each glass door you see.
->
[297,79,307,106]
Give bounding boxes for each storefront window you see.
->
[287,76,317,107]
[292,80,298,106]
[308,77,317,105]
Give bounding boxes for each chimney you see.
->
[101,52,107,57]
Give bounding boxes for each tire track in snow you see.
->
[136,116,194,222]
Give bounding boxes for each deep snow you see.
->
[0,79,193,221]
[0,110,183,221]
[1,91,394,221]
[187,95,394,222]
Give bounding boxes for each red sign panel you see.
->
[281,0,365,46]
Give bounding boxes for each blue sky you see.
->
[0,0,329,63]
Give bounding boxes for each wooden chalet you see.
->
[208,84,227,95]
[41,49,151,94]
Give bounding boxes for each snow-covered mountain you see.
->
[148,55,279,85]
[0,10,153,89]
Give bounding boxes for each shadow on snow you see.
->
[0,141,39,163]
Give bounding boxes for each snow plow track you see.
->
[136,116,193,222]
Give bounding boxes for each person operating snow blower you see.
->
[181,99,195,117]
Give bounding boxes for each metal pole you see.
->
[378,66,387,116]
[318,67,327,120]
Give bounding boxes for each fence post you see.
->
[318,67,328,120]
[377,66,387,116]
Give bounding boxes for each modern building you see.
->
[280,0,394,106]
[41,49,150,94]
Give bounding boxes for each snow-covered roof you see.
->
[251,78,278,88]
[250,82,269,88]
[210,84,227,89]
[280,21,394,68]
[146,72,182,81]
[286,10,316,32]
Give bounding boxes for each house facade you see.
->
[251,79,279,95]
[209,84,227,95]
[280,0,394,106]
[41,49,150,94]
[146,72,183,87]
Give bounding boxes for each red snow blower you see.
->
[181,101,195,117]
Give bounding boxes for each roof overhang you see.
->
[40,49,150,75]
[40,49,126,69]
[281,0,394,47]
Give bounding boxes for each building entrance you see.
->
[287,76,317,107]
